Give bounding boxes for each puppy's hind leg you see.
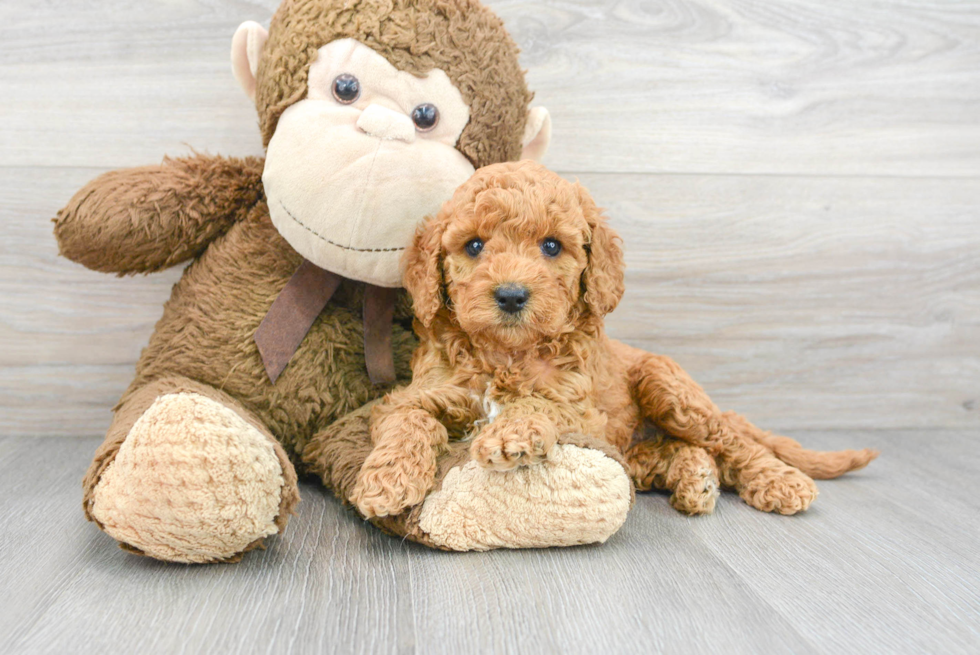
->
[629,352,818,515]
[626,435,719,515]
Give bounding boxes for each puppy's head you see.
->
[404,160,624,349]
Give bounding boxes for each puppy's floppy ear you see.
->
[580,187,625,317]
[403,209,449,327]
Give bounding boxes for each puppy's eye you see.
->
[464,238,484,258]
[412,103,439,131]
[332,74,360,104]
[541,238,562,257]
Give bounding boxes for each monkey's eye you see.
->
[464,238,484,258]
[412,103,439,131]
[541,238,562,257]
[332,74,360,104]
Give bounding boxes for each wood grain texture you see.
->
[515,0,980,176]
[1,433,977,654]
[2,0,979,175]
[3,167,976,435]
[597,172,980,432]
[2,0,978,435]
[689,430,980,654]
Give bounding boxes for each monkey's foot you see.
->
[418,438,633,551]
[89,392,289,563]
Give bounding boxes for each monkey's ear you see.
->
[403,214,448,328]
[231,21,269,101]
[521,107,552,162]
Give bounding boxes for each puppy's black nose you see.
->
[494,284,530,314]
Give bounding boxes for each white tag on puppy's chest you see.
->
[482,392,502,424]
[468,383,503,436]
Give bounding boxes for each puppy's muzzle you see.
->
[494,284,530,315]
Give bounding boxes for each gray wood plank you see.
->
[4,168,976,436]
[516,0,980,176]
[1,1,978,175]
[2,433,979,654]
[2,438,413,655]
[407,508,817,654]
[686,430,980,655]
[794,430,980,561]
[0,437,109,643]
[593,172,980,433]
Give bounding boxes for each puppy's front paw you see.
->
[353,408,446,518]
[470,414,557,471]
[351,450,436,519]
[740,467,818,515]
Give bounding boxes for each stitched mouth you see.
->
[278,201,406,254]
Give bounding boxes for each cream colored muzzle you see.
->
[357,104,416,143]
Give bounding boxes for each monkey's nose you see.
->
[494,284,530,315]
[356,104,416,143]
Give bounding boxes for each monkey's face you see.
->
[261,39,476,287]
[231,5,551,288]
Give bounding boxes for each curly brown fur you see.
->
[626,436,719,515]
[720,411,879,480]
[353,161,879,518]
[256,0,533,166]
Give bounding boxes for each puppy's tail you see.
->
[757,435,879,480]
[723,412,879,480]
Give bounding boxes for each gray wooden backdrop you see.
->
[2,0,978,438]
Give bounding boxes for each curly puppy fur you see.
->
[352,161,879,519]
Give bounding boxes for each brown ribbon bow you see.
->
[254,260,397,385]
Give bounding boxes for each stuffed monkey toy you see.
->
[54,0,629,563]
[54,0,840,562]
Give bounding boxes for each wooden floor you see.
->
[1,431,977,654]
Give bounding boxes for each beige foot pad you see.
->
[417,444,632,551]
[90,392,285,563]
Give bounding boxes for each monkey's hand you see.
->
[54,154,264,274]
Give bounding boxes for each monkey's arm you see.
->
[54,154,264,274]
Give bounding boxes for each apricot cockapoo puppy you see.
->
[351,161,877,520]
